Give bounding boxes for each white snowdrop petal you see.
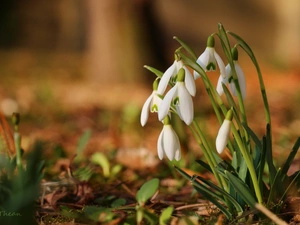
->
[151,91,162,112]
[226,64,237,97]
[178,83,194,125]
[174,148,181,161]
[216,75,225,96]
[157,129,165,160]
[197,48,210,69]
[234,62,246,99]
[193,70,201,80]
[157,61,176,95]
[140,93,153,126]
[216,120,231,154]
[158,85,177,121]
[163,126,177,161]
[214,51,226,78]
[184,67,196,96]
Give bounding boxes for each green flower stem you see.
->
[14,132,22,169]
[231,124,262,204]
[228,31,272,145]
[215,25,250,144]
[178,50,236,153]
[222,84,248,146]
[189,122,225,190]
[190,122,234,211]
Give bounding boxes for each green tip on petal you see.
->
[163,115,171,125]
[153,78,160,90]
[231,47,238,61]
[177,68,185,82]
[225,108,233,121]
[207,36,215,48]
[206,62,216,71]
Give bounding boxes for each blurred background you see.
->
[0,0,299,167]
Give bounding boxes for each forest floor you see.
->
[0,50,299,224]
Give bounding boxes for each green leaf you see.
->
[195,159,212,173]
[267,168,282,206]
[143,208,159,225]
[195,176,243,213]
[227,31,256,64]
[144,65,163,78]
[217,23,232,62]
[193,185,232,219]
[175,166,192,180]
[76,129,92,157]
[173,36,197,60]
[111,198,126,208]
[258,136,267,192]
[159,206,174,225]
[242,123,262,150]
[280,137,300,178]
[91,152,110,177]
[111,164,122,177]
[225,171,257,208]
[136,178,159,206]
[238,159,248,182]
[265,124,277,185]
[84,206,114,222]
[136,208,144,224]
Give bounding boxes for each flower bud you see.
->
[216,109,233,154]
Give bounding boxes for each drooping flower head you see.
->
[157,57,196,97]
[216,109,233,154]
[140,78,162,126]
[157,115,181,161]
[194,36,226,79]
[217,47,246,99]
[158,68,194,125]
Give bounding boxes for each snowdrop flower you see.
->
[158,68,194,125]
[216,109,233,154]
[157,59,196,97]
[157,116,181,161]
[194,36,226,79]
[217,48,246,99]
[140,79,162,126]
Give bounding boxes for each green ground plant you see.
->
[141,23,300,224]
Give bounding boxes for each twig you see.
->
[255,203,288,225]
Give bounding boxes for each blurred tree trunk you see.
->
[274,0,300,68]
[84,0,143,83]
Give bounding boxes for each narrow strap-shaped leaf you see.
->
[143,65,163,78]
[176,166,232,219]
[253,144,262,173]
[277,171,300,213]
[195,159,213,173]
[193,185,232,219]
[174,166,192,180]
[258,136,267,193]
[238,159,248,182]
[173,36,197,60]
[217,23,232,62]
[228,31,272,130]
[195,176,243,213]
[225,171,257,208]
[265,124,277,186]
[267,168,283,206]
[280,137,300,179]
[242,123,262,150]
